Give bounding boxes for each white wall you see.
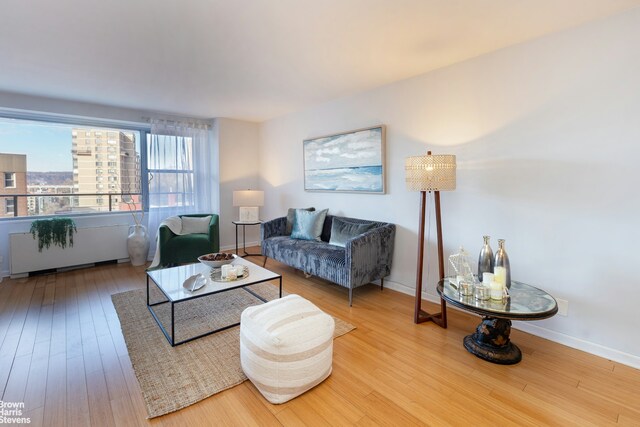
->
[259,9,640,367]
[216,118,261,250]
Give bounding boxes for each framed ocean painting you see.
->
[303,125,386,193]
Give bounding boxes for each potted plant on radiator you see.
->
[29,217,77,252]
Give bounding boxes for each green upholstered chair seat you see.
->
[158,214,220,267]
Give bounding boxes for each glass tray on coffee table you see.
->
[210,265,250,282]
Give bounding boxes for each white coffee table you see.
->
[146,257,282,346]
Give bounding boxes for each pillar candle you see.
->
[494,266,507,287]
[221,264,232,279]
[482,272,494,284]
[490,280,504,300]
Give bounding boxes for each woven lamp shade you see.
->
[405,154,456,191]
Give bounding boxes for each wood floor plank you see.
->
[24,405,45,427]
[15,277,44,358]
[0,253,638,426]
[217,384,282,427]
[23,339,50,411]
[118,354,151,424]
[42,351,66,427]
[66,355,91,427]
[489,386,602,426]
[0,333,21,399]
[523,382,619,425]
[2,353,31,402]
[85,369,116,427]
[353,391,423,426]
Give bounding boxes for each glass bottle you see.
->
[493,239,511,289]
[477,235,494,282]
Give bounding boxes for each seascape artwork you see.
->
[303,126,385,193]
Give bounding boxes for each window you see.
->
[147,134,194,208]
[4,172,15,188]
[5,198,14,214]
[0,116,145,218]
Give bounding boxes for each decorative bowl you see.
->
[198,253,237,268]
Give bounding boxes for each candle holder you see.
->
[474,284,490,301]
[458,281,474,296]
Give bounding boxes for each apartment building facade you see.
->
[0,153,28,218]
[72,129,140,212]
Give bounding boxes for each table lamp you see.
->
[405,151,456,327]
[233,190,264,222]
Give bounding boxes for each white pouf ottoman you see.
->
[240,294,335,404]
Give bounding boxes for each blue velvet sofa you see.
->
[261,215,395,306]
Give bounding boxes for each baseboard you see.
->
[220,241,261,253]
[381,278,640,370]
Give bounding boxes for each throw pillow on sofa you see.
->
[329,217,375,247]
[286,207,315,235]
[181,215,212,234]
[291,209,328,241]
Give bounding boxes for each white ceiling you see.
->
[1,0,639,122]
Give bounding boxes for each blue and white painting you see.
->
[304,126,385,193]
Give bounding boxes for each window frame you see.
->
[5,198,15,215]
[4,172,16,188]
[0,111,150,220]
[146,133,195,209]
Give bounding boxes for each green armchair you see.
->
[158,214,220,267]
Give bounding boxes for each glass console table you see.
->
[437,278,557,365]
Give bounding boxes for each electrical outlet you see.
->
[557,298,569,316]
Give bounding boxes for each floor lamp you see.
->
[405,151,456,327]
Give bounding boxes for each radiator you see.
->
[10,224,131,277]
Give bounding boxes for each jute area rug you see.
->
[112,283,355,418]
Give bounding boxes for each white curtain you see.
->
[146,118,218,259]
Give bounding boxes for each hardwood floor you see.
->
[1,256,639,426]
